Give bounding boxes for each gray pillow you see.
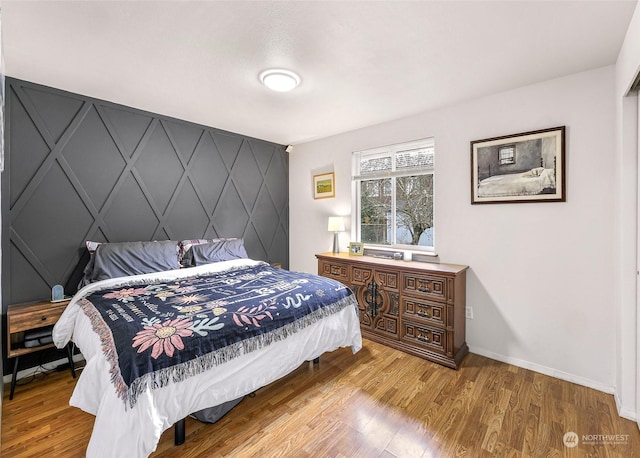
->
[83,240,180,283]
[182,239,248,266]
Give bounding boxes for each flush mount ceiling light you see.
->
[259,69,301,92]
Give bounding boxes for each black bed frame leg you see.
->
[66,343,76,378]
[313,357,320,365]
[175,418,186,445]
[9,356,19,400]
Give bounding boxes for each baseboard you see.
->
[2,353,84,385]
[470,346,616,395]
[614,390,638,422]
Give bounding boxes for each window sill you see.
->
[363,246,439,263]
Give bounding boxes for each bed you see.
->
[52,239,362,458]
[477,166,556,197]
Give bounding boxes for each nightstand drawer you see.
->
[9,301,68,333]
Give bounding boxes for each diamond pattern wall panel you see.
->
[190,133,228,207]
[2,78,289,307]
[135,123,184,213]
[61,106,127,211]
[22,86,84,144]
[101,106,153,158]
[232,142,263,208]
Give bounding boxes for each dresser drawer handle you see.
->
[330,266,341,275]
[416,307,431,318]
[416,327,430,343]
[417,334,430,343]
[41,316,47,321]
[416,280,431,293]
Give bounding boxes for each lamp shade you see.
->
[327,216,345,232]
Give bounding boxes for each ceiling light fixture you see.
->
[259,69,301,92]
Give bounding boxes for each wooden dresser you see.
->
[316,252,469,369]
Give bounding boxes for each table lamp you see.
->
[327,216,345,253]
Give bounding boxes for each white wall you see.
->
[614,0,640,421]
[290,65,617,394]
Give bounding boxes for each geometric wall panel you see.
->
[103,172,160,243]
[135,122,184,213]
[165,181,210,239]
[62,106,127,212]
[212,182,251,238]
[2,78,289,309]
[190,133,228,206]
[233,141,264,208]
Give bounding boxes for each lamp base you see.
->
[332,232,340,253]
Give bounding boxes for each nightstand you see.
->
[7,299,76,399]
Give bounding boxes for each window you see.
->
[352,138,434,251]
[498,145,515,165]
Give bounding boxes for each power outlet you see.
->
[465,306,473,319]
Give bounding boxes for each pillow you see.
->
[182,239,248,267]
[178,238,238,266]
[64,247,92,296]
[525,167,545,177]
[83,240,181,283]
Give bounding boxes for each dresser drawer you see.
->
[402,273,447,302]
[401,321,449,355]
[401,296,447,328]
[351,265,373,285]
[318,260,350,283]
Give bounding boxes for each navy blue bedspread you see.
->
[78,263,355,407]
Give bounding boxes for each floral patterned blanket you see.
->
[78,263,355,408]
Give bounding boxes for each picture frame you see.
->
[313,172,335,199]
[470,126,565,204]
[348,242,364,256]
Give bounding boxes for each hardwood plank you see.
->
[2,340,639,457]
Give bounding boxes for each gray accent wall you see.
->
[2,78,289,309]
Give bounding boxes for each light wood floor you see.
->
[2,340,639,457]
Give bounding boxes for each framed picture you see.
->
[471,126,565,204]
[313,172,335,199]
[348,242,364,256]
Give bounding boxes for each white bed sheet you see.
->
[53,259,362,458]
[477,167,555,197]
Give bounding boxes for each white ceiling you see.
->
[1,1,637,145]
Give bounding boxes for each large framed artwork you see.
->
[313,172,335,199]
[470,126,565,204]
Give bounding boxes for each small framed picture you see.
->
[313,172,335,199]
[348,242,364,256]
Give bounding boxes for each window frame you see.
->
[351,138,435,253]
[498,144,516,165]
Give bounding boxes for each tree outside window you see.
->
[353,139,434,250]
